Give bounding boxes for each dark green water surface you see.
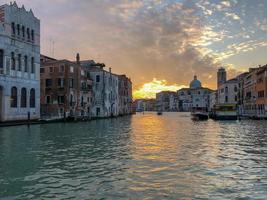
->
[0,113,266,199]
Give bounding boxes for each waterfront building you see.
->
[40,57,93,118]
[118,75,133,115]
[255,65,267,117]
[217,78,238,105]
[80,60,119,118]
[208,91,217,112]
[177,76,212,112]
[0,2,40,121]
[242,68,259,117]
[133,99,157,112]
[156,91,178,111]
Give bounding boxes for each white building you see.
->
[81,61,119,117]
[177,76,213,111]
[156,91,178,111]
[217,78,238,104]
[0,2,40,121]
[208,91,217,112]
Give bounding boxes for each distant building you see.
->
[217,67,227,88]
[177,76,213,111]
[133,99,156,112]
[255,65,267,117]
[0,2,40,121]
[118,75,133,115]
[156,91,178,111]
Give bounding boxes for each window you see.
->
[11,52,15,70]
[58,96,65,104]
[70,94,74,106]
[30,89,35,108]
[81,96,84,106]
[225,87,228,94]
[17,24,20,36]
[18,54,21,71]
[60,65,65,73]
[225,96,228,103]
[258,91,265,98]
[235,95,237,102]
[49,67,53,73]
[0,50,3,69]
[58,78,64,87]
[11,87,17,108]
[46,96,51,104]
[45,79,52,87]
[234,86,238,92]
[27,28,30,40]
[96,75,100,82]
[69,79,74,88]
[70,66,74,73]
[31,57,35,73]
[22,26,25,38]
[96,107,100,116]
[11,22,15,35]
[24,55,28,72]
[21,88,27,108]
[31,30,34,42]
[40,68,45,73]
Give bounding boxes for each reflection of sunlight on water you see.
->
[0,113,266,199]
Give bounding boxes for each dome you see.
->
[190,75,202,89]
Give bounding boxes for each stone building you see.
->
[0,2,40,121]
[40,58,93,118]
[118,75,132,115]
[255,65,267,117]
[80,60,119,118]
[177,76,212,111]
[217,78,238,104]
[156,91,178,111]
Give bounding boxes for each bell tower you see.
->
[217,67,226,88]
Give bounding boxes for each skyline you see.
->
[5,0,267,98]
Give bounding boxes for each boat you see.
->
[191,111,209,120]
[211,104,237,120]
[191,108,209,120]
[157,111,163,115]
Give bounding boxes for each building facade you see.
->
[81,60,119,118]
[156,91,178,111]
[255,66,267,117]
[177,76,212,112]
[40,59,93,118]
[0,2,40,121]
[217,78,238,105]
[118,75,132,115]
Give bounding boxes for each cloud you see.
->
[11,0,266,94]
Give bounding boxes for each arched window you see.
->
[0,50,3,69]
[24,55,28,72]
[30,88,35,108]
[31,29,34,42]
[11,52,15,70]
[17,24,20,36]
[21,88,27,108]
[11,87,17,108]
[27,28,30,40]
[18,54,21,71]
[31,57,35,73]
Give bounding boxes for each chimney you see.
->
[76,53,80,64]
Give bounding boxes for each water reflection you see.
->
[0,113,266,199]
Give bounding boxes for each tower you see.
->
[217,67,227,89]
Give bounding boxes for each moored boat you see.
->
[191,111,209,120]
[211,104,237,120]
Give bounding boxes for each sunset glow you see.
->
[133,78,186,99]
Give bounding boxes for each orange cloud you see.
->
[133,78,186,99]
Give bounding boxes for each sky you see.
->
[3,0,267,98]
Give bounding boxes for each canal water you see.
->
[0,112,266,199]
